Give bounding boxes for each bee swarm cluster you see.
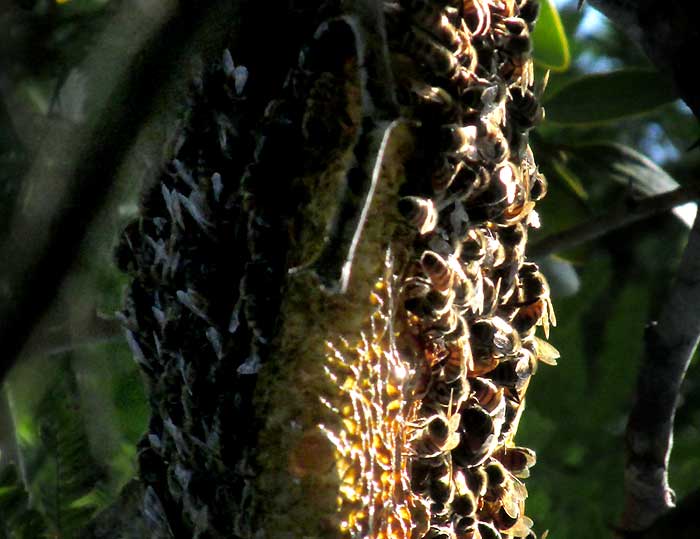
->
[115,0,557,537]
[319,0,557,538]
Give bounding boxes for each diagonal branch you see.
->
[529,186,698,258]
[620,209,700,531]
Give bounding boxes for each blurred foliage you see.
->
[524,1,700,538]
[0,0,698,537]
[543,69,677,126]
[0,465,47,538]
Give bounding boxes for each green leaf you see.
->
[562,142,696,227]
[543,69,677,126]
[550,158,588,201]
[532,0,570,72]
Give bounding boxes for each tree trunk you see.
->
[104,0,552,537]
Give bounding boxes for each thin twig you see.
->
[529,187,699,258]
[619,210,700,531]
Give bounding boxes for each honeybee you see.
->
[411,355,435,399]
[176,288,213,324]
[480,462,528,531]
[496,17,531,56]
[443,320,473,383]
[402,0,464,50]
[476,119,509,164]
[492,235,526,302]
[430,472,456,506]
[441,124,479,161]
[482,228,507,268]
[464,465,488,497]
[492,478,532,536]
[395,24,460,78]
[470,377,506,419]
[522,335,560,372]
[432,156,464,192]
[402,275,434,317]
[399,196,439,234]
[460,228,487,263]
[411,408,462,457]
[486,351,532,394]
[528,169,547,201]
[422,378,466,415]
[510,263,556,338]
[509,514,535,538]
[468,164,520,224]
[498,222,527,260]
[453,514,477,536]
[493,446,536,479]
[509,85,544,131]
[477,520,503,539]
[484,459,509,491]
[470,316,520,374]
[421,250,458,291]
[500,394,525,444]
[410,455,434,494]
[428,307,463,336]
[408,80,461,123]
[423,328,451,366]
[444,162,489,203]
[453,267,484,316]
[161,184,185,230]
[463,0,491,37]
[424,526,457,539]
[451,485,477,517]
[501,189,537,227]
[457,22,480,67]
[517,0,540,29]
[429,288,458,319]
[303,16,358,73]
[451,405,497,468]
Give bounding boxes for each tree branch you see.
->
[625,487,700,539]
[619,210,700,531]
[529,186,698,258]
[587,0,700,121]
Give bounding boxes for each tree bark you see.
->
[87,0,555,537]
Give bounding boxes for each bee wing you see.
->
[444,432,461,452]
[511,515,535,537]
[547,297,557,327]
[448,412,461,432]
[540,300,551,339]
[502,488,521,519]
[534,336,559,366]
